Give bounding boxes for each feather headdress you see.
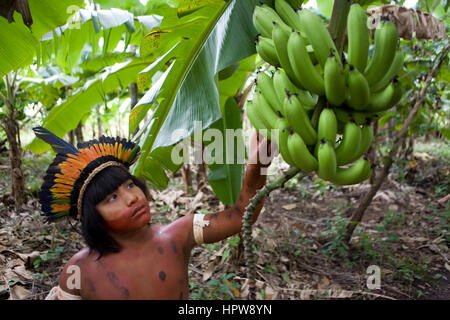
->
[33,127,140,222]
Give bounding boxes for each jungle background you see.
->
[0,0,449,300]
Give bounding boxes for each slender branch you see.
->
[343,43,450,243]
[242,166,303,300]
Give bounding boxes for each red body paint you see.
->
[105,198,151,231]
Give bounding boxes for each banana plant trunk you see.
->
[1,74,25,208]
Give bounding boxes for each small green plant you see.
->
[190,272,239,300]
[313,178,327,195]
[393,257,431,284]
[382,210,406,228]
[321,213,350,260]
[33,246,64,269]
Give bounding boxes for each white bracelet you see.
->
[193,214,210,245]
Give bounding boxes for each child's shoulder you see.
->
[58,248,97,294]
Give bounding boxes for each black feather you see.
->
[33,127,79,155]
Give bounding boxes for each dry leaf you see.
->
[317,276,330,290]
[282,204,297,210]
[445,263,450,272]
[12,265,33,281]
[264,285,276,300]
[8,285,31,300]
[367,5,446,40]
[202,261,215,282]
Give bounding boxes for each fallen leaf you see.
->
[282,204,296,210]
[8,285,32,300]
[445,263,450,272]
[318,276,330,290]
[264,285,276,300]
[12,265,34,281]
[202,262,215,282]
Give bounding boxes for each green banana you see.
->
[275,0,302,31]
[368,81,395,112]
[297,9,340,68]
[324,54,346,106]
[246,100,272,140]
[330,158,372,185]
[273,68,317,110]
[335,121,361,166]
[255,35,280,66]
[364,17,398,86]
[287,31,325,96]
[287,130,318,173]
[252,4,288,38]
[284,92,317,145]
[356,125,373,156]
[388,78,403,107]
[253,90,280,130]
[272,23,303,88]
[317,139,337,181]
[346,124,373,164]
[371,49,404,92]
[346,65,370,110]
[274,119,297,166]
[317,108,337,146]
[256,71,284,115]
[347,3,369,72]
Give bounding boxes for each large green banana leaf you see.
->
[0,0,84,78]
[38,8,160,73]
[131,0,265,201]
[26,59,150,154]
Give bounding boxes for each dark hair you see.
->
[81,165,150,258]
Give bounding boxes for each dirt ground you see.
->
[0,147,448,300]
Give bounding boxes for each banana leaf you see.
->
[0,0,84,78]
[26,59,149,154]
[131,0,266,198]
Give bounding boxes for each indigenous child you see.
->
[33,126,273,300]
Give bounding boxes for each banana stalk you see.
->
[242,167,303,299]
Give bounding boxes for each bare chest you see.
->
[80,239,191,299]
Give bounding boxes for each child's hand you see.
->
[248,130,277,167]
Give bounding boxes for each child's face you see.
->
[95,179,151,232]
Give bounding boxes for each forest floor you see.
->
[0,139,448,300]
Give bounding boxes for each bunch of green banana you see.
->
[246,2,408,186]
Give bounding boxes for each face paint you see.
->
[105,198,151,231]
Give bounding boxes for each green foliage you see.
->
[0,0,85,78]
[131,0,265,199]
[383,37,450,140]
[320,213,350,259]
[33,246,65,269]
[190,272,239,300]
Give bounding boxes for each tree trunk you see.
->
[75,121,83,144]
[1,73,25,208]
[68,129,75,145]
[181,164,192,195]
